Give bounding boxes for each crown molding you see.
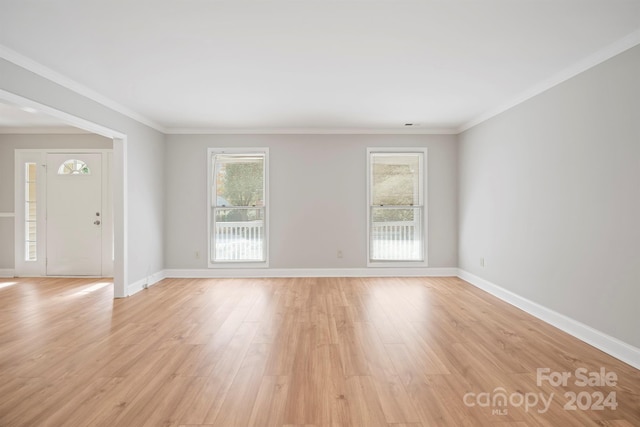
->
[164,127,458,135]
[0,44,165,133]
[458,29,640,133]
[0,126,90,134]
[4,26,639,138]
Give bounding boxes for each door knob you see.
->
[94,220,101,225]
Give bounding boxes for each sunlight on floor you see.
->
[0,282,18,290]
[70,281,112,297]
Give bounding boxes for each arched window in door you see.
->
[57,159,90,175]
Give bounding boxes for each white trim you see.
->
[15,148,113,153]
[101,151,114,277]
[0,127,90,134]
[165,267,457,279]
[0,269,15,278]
[0,213,15,218]
[458,29,640,133]
[457,269,640,370]
[0,45,164,133]
[127,270,166,296]
[9,275,111,279]
[166,127,457,135]
[113,138,127,298]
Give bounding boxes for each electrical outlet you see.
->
[480,257,485,267]
[337,250,343,259]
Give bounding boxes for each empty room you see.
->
[0,1,638,426]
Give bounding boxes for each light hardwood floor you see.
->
[0,276,638,426]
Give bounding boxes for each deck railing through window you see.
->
[370,220,422,261]
[214,220,264,261]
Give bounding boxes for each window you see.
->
[25,163,37,261]
[208,149,268,265]
[367,148,427,265]
[57,159,90,175]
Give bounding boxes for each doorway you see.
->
[46,153,104,276]
[14,149,113,278]
[2,89,127,297]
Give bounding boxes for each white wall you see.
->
[0,58,165,289]
[459,45,640,348]
[0,133,113,270]
[165,134,458,270]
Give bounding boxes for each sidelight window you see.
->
[24,163,37,261]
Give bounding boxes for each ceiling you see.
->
[0,101,83,133]
[1,0,639,133]
[0,102,60,127]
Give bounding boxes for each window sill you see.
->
[208,261,269,269]
[367,260,429,268]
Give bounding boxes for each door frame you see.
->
[15,149,114,278]
[2,88,128,298]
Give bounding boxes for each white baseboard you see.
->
[457,269,640,370]
[0,269,15,278]
[127,270,167,296]
[163,267,458,279]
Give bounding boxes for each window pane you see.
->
[214,155,264,207]
[27,163,36,181]
[371,153,420,206]
[57,159,90,175]
[27,242,36,261]
[24,163,37,261]
[213,207,265,261]
[27,221,37,240]
[210,151,268,264]
[368,150,426,263]
[370,207,422,261]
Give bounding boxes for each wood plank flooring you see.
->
[0,276,638,426]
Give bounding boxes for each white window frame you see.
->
[366,147,428,267]
[14,151,45,276]
[207,147,269,268]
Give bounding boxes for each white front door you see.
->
[46,153,103,276]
